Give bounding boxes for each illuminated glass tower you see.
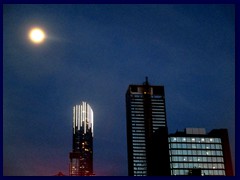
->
[69,102,94,176]
[168,128,233,176]
[126,77,171,176]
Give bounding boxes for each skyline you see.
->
[3,4,235,175]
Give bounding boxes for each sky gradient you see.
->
[3,4,235,176]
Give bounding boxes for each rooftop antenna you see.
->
[145,76,149,86]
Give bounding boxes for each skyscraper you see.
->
[69,102,94,176]
[126,77,171,176]
[126,78,233,176]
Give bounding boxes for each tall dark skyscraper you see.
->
[126,78,233,176]
[126,78,171,176]
[69,102,94,176]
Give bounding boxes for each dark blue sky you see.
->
[3,4,235,176]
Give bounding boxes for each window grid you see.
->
[169,136,225,176]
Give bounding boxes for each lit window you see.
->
[192,138,195,141]
[177,137,182,142]
[193,157,198,162]
[182,150,187,155]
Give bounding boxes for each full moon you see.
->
[29,28,46,44]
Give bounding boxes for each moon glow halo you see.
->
[29,28,46,44]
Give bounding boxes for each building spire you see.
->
[145,76,149,86]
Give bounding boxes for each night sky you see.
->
[3,4,235,176]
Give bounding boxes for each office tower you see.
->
[126,77,171,176]
[69,102,94,176]
[168,128,233,176]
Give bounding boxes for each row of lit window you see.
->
[134,171,147,175]
[151,102,165,105]
[130,94,143,98]
[132,140,146,143]
[152,118,166,121]
[132,127,145,130]
[152,107,165,110]
[151,106,165,109]
[133,156,146,161]
[169,137,221,143]
[152,121,166,125]
[133,149,146,153]
[169,143,222,150]
[133,160,147,164]
[133,156,146,160]
[151,98,164,101]
[171,169,225,176]
[132,136,145,140]
[152,111,165,114]
[130,104,143,108]
[133,164,147,168]
[131,111,145,114]
[131,107,144,110]
[131,117,144,120]
[133,146,146,150]
[151,95,164,98]
[131,114,144,117]
[151,103,165,106]
[134,167,147,171]
[170,156,224,163]
[132,136,145,139]
[153,114,166,118]
[170,149,223,156]
[132,143,146,146]
[133,153,146,156]
[132,123,145,127]
[171,162,225,169]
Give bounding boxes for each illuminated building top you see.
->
[73,101,94,136]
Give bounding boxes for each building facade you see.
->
[168,128,233,176]
[126,79,233,176]
[69,102,94,176]
[126,78,171,176]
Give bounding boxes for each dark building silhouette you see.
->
[126,78,233,176]
[126,77,170,176]
[188,168,202,176]
[168,128,233,176]
[69,102,94,176]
